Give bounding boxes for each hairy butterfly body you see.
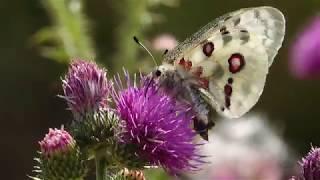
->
[153,6,285,140]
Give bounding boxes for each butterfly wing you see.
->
[164,6,285,118]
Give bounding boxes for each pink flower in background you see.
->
[39,128,75,156]
[152,34,178,51]
[290,16,320,79]
[185,114,291,180]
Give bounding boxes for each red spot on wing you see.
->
[179,58,186,66]
[199,78,209,89]
[186,61,192,71]
[224,84,232,96]
[178,58,193,71]
[228,53,245,73]
[225,96,231,108]
[224,79,234,109]
[203,42,214,57]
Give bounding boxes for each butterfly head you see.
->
[152,63,175,81]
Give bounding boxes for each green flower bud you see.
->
[30,128,87,180]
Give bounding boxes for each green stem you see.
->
[95,149,108,180]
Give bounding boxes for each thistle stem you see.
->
[95,149,108,180]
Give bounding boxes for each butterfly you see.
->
[152,6,285,140]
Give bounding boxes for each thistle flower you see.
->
[112,72,203,174]
[300,146,320,180]
[39,127,75,157]
[61,60,111,120]
[32,128,87,180]
[61,60,119,151]
[290,16,320,79]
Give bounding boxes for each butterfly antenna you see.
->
[163,49,168,56]
[133,36,158,66]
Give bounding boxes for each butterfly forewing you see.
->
[163,6,285,119]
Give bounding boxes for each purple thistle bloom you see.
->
[300,146,320,180]
[112,72,204,174]
[61,60,111,119]
[290,16,320,79]
[39,128,75,157]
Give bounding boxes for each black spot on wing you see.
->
[240,29,250,44]
[252,9,271,39]
[220,26,227,33]
[224,16,232,21]
[221,30,230,35]
[254,9,260,18]
[212,63,225,79]
[234,18,241,26]
[222,34,232,46]
[220,25,233,46]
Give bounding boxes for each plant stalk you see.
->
[95,149,108,180]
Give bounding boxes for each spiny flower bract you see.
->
[113,72,203,174]
[61,60,111,120]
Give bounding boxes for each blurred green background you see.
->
[1,0,319,179]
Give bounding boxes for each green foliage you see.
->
[144,169,169,180]
[110,0,149,72]
[33,0,95,62]
[110,0,180,72]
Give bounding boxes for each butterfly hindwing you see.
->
[163,6,285,118]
